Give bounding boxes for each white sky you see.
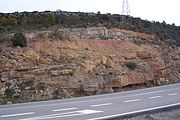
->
[0,0,179,25]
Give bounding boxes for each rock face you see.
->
[0,27,179,104]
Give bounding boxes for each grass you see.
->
[125,61,137,70]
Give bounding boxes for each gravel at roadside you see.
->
[112,107,180,120]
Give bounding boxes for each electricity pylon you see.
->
[121,0,132,25]
[122,0,130,15]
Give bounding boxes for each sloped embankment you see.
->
[0,28,179,104]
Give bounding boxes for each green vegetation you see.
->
[47,13,55,26]
[125,61,137,70]
[5,88,16,98]
[24,80,34,88]
[0,11,179,45]
[11,33,27,47]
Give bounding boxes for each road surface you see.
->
[0,83,180,120]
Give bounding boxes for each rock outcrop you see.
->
[0,27,179,104]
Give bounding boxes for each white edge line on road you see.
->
[53,107,77,112]
[87,102,180,120]
[168,93,178,96]
[1,112,35,118]
[149,96,162,99]
[90,103,112,107]
[124,99,141,103]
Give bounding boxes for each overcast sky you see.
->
[1,0,179,26]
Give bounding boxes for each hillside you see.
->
[0,27,179,104]
[0,11,180,46]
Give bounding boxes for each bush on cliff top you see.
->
[11,33,27,47]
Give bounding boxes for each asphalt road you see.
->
[0,83,180,120]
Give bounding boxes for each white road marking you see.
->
[1,112,35,118]
[1,87,180,111]
[149,96,162,99]
[90,103,112,107]
[124,99,141,103]
[18,109,103,120]
[168,93,178,96]
[53,107,77,112]
[79,110,102,114]
[87,102,180,120]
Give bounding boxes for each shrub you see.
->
[125,61,137,70]
[11,33,27,47]
[24,80,34,87]
[5,88,15,98]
